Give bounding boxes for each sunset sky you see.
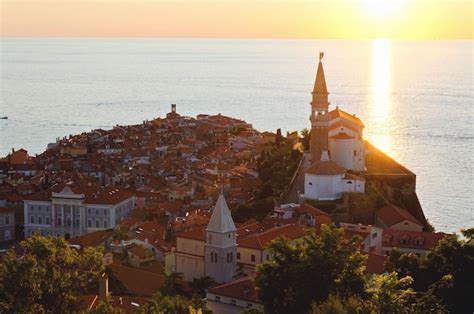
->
[1,0,472,39]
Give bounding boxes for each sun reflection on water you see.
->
[367,38,395,156]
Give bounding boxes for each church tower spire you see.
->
[310,52,330,162]
[205,192,237,283]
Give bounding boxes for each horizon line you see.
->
[1,35,473,41]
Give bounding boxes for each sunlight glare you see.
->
[363,0,406,19]
[367,38,394,155]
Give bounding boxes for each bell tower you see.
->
[204,192,237,283]
[310,52,330,162]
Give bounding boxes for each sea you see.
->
[0,38,472,233]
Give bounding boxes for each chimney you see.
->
[99,273,109,302]
[171,104,176,113]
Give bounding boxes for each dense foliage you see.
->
[385,227,474,313]
[0,234,104,313]
[233,140,302,222]
[255,224,367,314]
[254,224,471,314]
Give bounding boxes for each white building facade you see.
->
[23,183,135,239]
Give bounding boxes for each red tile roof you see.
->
[176,227,206,242]
[364,251,387,274]
[329,108,364,127]
[208,277,260,303]
[68,230,114,248]
[108,263,165,296]
[330,133,354,140]
[382,230,446,251]
[238,224,306,250]
[306,160,346,175]
[296,203,331,217]
[376,204,422,227]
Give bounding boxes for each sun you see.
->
[363,0,406,19]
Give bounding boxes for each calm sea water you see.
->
[0,38,472,233]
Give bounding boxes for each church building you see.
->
[170,192,237,283]
[304,53,365,201]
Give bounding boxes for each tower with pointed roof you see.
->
[310,52,330,162]
[205,192,237,283]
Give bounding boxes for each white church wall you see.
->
[305,173,343,200]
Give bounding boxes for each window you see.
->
[45,217,50,225]
[57,218,62,226]
[96,210,99,215]
[76,219,80,227]
[237,252,241,260]
[230,252,233,262]
[309,182,313,186]
[104,209,108,215]
[347,181,353,184]
[4,230,11,241]
[354,150,357,157]
[215,296,220,302]
[5,216,10,225]
[96,220,100,228]
[228,234,231,238]
[38,216,42,224]
[247,303,253,308]
[266,254,270,260]
[231,299,236,305]
[372,232,377,239]
[87,220,92,228]
[103,220,108,228]
[30,216,35,224]
[251,254,255,262]
[88,209,91,215]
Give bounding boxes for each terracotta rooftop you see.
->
[330,133,354,140]
[376,204,422,227]
[176,227,206,242]
[364,251,387,274]
[208,277,260,303]
[108,263,165,296]
[306,160,346,175]
[329,108,364,127]
[238,224,306,250]
[68,230,114,248]
[296,203,331,217]
[382,230,446,251]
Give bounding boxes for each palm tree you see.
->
[190,275,216,297]
[160,272,184,297]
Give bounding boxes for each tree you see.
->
[366,272,416,313]
[255,224,367,314]
[385,227,474,313]
[0,234,104,313]
[141,293,190,314]
[190,275,215,297]
[300,128,311,151]
[311,273,445,314]
[311,294,368,314]
[275,128,283,146]
[160,272,185,297]
[233,262,246,279]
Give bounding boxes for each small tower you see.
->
[205,192,237,283]
[310,52,330,162]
